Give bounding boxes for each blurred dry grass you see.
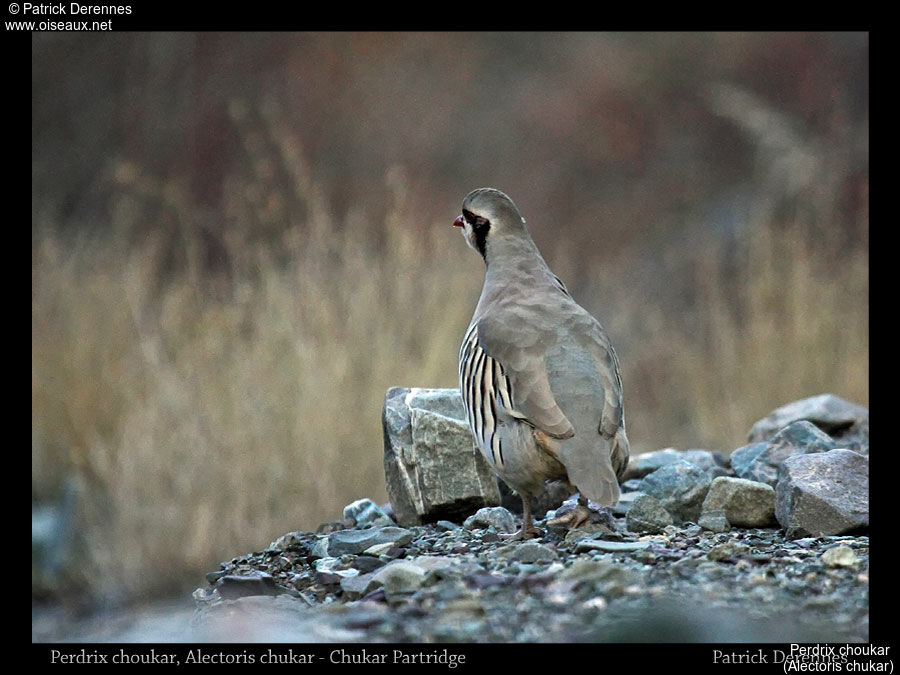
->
[31,33,868,603]
[32,108,483,600]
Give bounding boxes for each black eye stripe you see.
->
[462,209,490,229]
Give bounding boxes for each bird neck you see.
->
[483,231,546,270]
[477,235,558,312]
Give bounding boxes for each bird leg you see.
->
[546,493,592,529]
[503,495,543,540]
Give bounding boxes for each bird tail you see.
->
[559,436,622,507]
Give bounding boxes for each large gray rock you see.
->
[748,394,869,454]
[730,421,838,486]
[641,459,712,523]
[622,448,730,481]
[383,387,501,526]
[775,449,869,539]
[701,476,776,527]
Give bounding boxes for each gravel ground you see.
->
[190,509,869,643]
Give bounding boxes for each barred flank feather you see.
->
[459,323,513,468]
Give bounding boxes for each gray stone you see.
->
[770,421,839,453]
[621,478,644,492]
[405,555,462,573]
[319,526,413,557]
[343,498,390,528]
[382,387,501,526]
[310,537,329,558]
[731,421,838,486]
[748,394,869,455]
[682,449,730,472]
[463,506,517,534]
[821,545,859,568]
[626,448,730,481]
[697,510,731,532]
[707,542,749,562]
[369,561,427,599]
[205,570,227,584]
[339,573,375,600]
[361,542,395,557]
[313,557,360,578]
[214,572,279,599]
[701,476,776,527]
[775,449,869,539]
[706,466,733,481]
[574,539,651,553]
[641,459,712,522]
[626,494,674,534]
[497,541,558,564]
[728,442,767,479]
[562,523,615,546]
[322,531,377,557]
[268,532,310,552]
[635,448,683,476]
[560,558,633,585]
[352,556,387,574]
[611,490,645,516]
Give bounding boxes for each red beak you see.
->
[453,215,465,228]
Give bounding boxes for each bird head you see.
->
[453,188,528,260]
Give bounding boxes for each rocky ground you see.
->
[190,393,870,643]
[190,504,868,643]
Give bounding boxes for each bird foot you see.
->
[501,523,543,541]
[547,503,592,530]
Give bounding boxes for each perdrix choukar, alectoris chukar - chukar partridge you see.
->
[455,188,630,539]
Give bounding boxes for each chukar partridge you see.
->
[455,188,630,539]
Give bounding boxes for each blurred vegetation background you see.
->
[32,32,868,609]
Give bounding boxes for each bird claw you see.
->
[501,524,543,541]
[546,503,592,530]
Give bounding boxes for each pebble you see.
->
[575,539,651,553]
[626,494,673,534]
[343,498,391,528]
[362,542,395,557]
[370,561,427,599]
[435,520,461,531]
[698,510,731,533]
[214,572,279,599]
[321,526,414,556]
[498,541,558,563]
[464,506,517,533]
[821,545,859,568]
[706,542,749,562]
[352,556,387,573]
